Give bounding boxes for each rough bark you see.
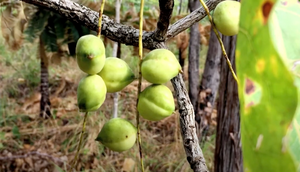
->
[196,27,221,140]
[188,0,200,114]
[166,0,221,40]
[21,0,222,49]
[154,0,174,41]
[171,74,208,172]
[39,37,51,118]
[214,35,243,172]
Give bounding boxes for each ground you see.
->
[0,27,216,171]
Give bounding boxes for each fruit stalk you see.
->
[199,0,239,84]
[97,0,106,37]
[136,0,145,170]
[71,111,89,170]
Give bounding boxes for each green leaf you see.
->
[41,23,58,52]
[288,97,300,172]
[24,8,50,42]
[269,1,300,67]
[0,132,5,140]
[52,13,67,40]
[268,1,300,171]
[236,0,298,171]
[12,125,20,139]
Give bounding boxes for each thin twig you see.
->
[71,112,88,170]
[112,0,121,118]
[136,0,145,170]
[97,0,106,37]
[198,0,239,84]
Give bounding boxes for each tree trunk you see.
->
[196,27,221,140]
[214,35,243,172]
[39,37,51,118]
[188,0,200,113]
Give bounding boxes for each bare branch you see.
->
[171,74,209,172]
[166,0,222,40]
[20,0,221,50]
[154,0,174,41]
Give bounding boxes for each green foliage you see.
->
[268,1,300,171]
[12,125,20,139]
[24,8,90,53]
[236,0,298,171]
[24,8,50,43]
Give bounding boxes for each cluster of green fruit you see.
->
[138,49,181,121]
[75,34,137,152]
[75,34,181,153]
[213,0,241,36]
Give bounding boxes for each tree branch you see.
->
[171,74,209,172]
[19,0,223,171]
[166,0,221,40]
[153,0,174,41]
[21,0,221,50]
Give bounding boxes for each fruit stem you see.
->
[199,0,239,84]
[136,0,145,170]
[71,111,89,170]
[97,0,106,37]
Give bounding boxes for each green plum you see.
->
[138,84,175,121]
[141,49,181,84]
[213,1,241,36]
[96,118,137,152]
[98,57,135,93]
[76,34,106,74]
[77,74,107,112]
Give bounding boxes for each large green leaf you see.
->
[236,0,298,171]
[289,86,300,172]
[268,1,300,171]
[269,0,300,66]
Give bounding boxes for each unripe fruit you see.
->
[141,49,181,84]
[77,75,107,112]
[98,57,135,93]
[96,118,137,152]
[138,84,175,121]
[213,1,241,36]
[76,34,106,74]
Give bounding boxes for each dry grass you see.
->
[0,32,216,172]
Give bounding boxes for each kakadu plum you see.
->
[98,57,135,93]
[213,1,241,36]
[77,75,107,112]
[96,118,137,152]
[76,34,106,74]
[141,49,181,84]
[138,84,175,121]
